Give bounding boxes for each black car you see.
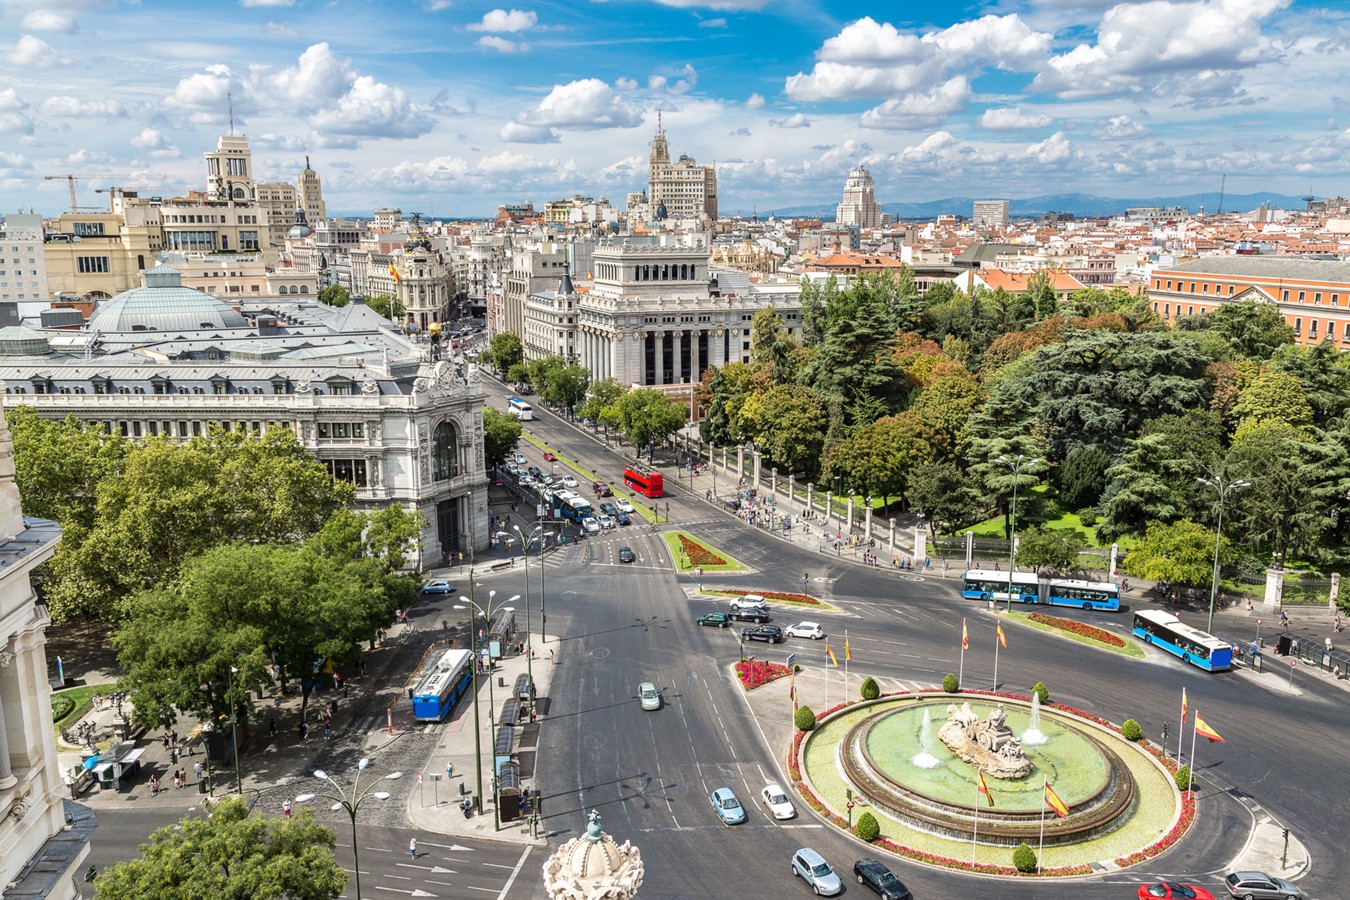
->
[618,546,636,563]
[853,859,912,900]
[741,624,784,643]
[527,466,543,479]
[614,510,632,526]
[728,608,770,623]
[599,502,619,516]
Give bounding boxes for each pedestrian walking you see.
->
[269,717,277,737]
[446,761,454,779]
[283,800,292,818]
[194,761,204,782]
[324,723,333,740]
[408,838,417,860]
[299,721,309,740]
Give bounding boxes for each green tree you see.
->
[482,332,524,372]
[1096,412,1225,541]
[1027,270,1059,319]
[1122,519,1228,586]
[803,275,906,427]
[1227,421,1344,559]
[1057,446,1110,511]
[506,363,530,385]
[1031,681,1050,704]
[942,673,959,692]
[965,434,1046,539]
[854,810,880,842]
[1268,341,1350,426]
[798,277,835,347]
[365,292,404,319]
[794,704,816,731]
[543,363,591,415]
[749,306,795,383]
[482,407,523,471]
[826,414,930,507]
[860,676,880,700]
[1205,300,1296,360]
[615,389,686,456]
[1012,843,1038,874]
[93,797,345,900]
[6,407,127,530]
[908,461,983,536]
[698,362,758,446]
[907,373,983,463]
[318,285,351,308]
[1014,526,1083,574]
[750,384,826,480]
[577,378,628,432]
[1121,719,1143,741]
[1232,369,1314,433]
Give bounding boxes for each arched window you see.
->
[299,285,309,294]
[432,420,460,481]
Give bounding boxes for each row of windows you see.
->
[325,458,368,486]
[317,421,365,439]
[635,264,698,281]
[1154,277,1343,306]
[77,256,111,273]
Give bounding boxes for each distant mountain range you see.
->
[748,191,1311,221]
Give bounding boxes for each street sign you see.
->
[785,653,797,668]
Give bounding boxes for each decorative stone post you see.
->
[826,491,833,527]
[788,474,795,504]
[806,483,814,515]
[1109,543,1119,578]
[542,809,644,899]
[0,648,15,789]
[752,451,762,490]
[965,530,974,567]
[736,445,744,478]
[771,467,778,497]
[888,518,896,554]
[914,526,927,566]
[1264,568,1285,609]
[864,503,873,538]
[846,495,854,533]
[1331,573,1341,607]
[721,446,728,469]
[708,442,715,466]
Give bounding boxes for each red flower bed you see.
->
[710,589,820,606]
[1113,790,1196,866]
[734,659,791,691]
[1028,612,1126,647]
[679,534,727,565]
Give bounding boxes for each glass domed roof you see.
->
[88,266,250,334]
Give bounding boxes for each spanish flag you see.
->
[962,618,969,650]
[996,622,1007,649]
[825,643,839,668]
[1194,713,1225,744]
[977,769,995,808]
[844,635,852,662]
[389,260,400,283]
[1044,782,1069,819]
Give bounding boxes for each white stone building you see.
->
[836,167,882,230]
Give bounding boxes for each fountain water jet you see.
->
[912,708,940,768]
[1021,693,1047,746]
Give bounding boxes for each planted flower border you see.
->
[1027,612,1126,648]
[708,588,821,607]
[734,659,791,691]
[790,688,1192,877]
[678,533,727,565]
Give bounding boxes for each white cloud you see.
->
[615,77,638,91]
[0,89,28,112]
[1024,131,1075,165]
[513,78,642,130]
[769,113,811,128]
[259,43,354,111]
[931,14,1052,69]
[656,63,698,94]
[860,76,970,130]
[1094,114,1150,140]
[130,128,171,149]
[241,0,295,6]
[9,34,61,67]
[698,17,726,28]
[478,36,528,53]
[648,75,668,90]
[166,64,237,111]
[602,0,772,9]
[745,93,765,109]
[499,122,560,143]
[253,133,309,151]
[817,17,928,67]
[21,10,78,33]
[978,107,1054,130]
[39,96,126,118]
[309,76,434,139]
[467,9,538,32]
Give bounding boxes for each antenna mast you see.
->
[228,92,235,136]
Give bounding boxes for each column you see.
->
[889,518,896,554]
[914,527,928,565]
[1109,543,1119,578]
[655,332,665,386]
[864,504,873,538]
[806,483,814,514]
[788,474,795,503]
[0,646,15,790]
[708,442,715,466]
[752,452,762,489]
[736,445,744,478]
[771,467,778,496]
[826,491,833,527]
[722,446,728,469]
[965,530,974,567]
[846,495,854,532]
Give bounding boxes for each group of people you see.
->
[148,767,189,794]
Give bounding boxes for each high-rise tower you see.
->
[298,156,326,222]
[646,113,717,223]
[836,166,881,229]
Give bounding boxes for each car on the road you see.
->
[540,474,556,487]
[614,497,634,513]
[503,463,519,477]
[592,480,613,496]
[560,475,578,488]
[599,502,619,516]
[854,859,912,899]
[618,546,636,564]
[542,451,557,461]
[729,608,771,623]
[520,476,537,490]
[786,622,826,640]
[1224,872,1305,900]
[614,510,632,526]
[514,452,526,465]
[696,612,731,628]
[527,466,543,479]
[791,848,842,896]
[742,624,784,644]
[709,787,746,826]
[420,579,455,595]
[760,783,796,820]
[638,681,661,711]
[1139,884,1213,900]
[729,593,768,611]
[596,514,615,530]
[581,516,601,534]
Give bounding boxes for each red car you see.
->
[543,452,557,462]
[1138,883,1214,900]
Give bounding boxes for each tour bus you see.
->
[961,569,1121,612]
[507,397,534,420]
[1132,609,1233,672]
[623,463,664,498]
[410,648,474,721]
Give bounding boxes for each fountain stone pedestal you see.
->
[937,702,1032,779]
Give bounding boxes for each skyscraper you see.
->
[972,200,1010,229]
[836,167,882,229]
[298,156,326,222]
[647,114,717,223]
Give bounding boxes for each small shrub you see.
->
[1174,764,1193,792]
[860,676,880,700]
[854,811,880,842]
[795,705,816,732]
[1078,509,1098,526]
[1121,719,1143,741]
[942,673,959,692]
[1032,681,1050,704]
[1012,842,1037,873]
[51,694,75,723]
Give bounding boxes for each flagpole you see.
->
[844,630,849,695]
[824,652,829,710]
[971,773,980,866]
[1188,711,1198,795]
[959,619,966,686]
[1038,777,1047,875]
[1177,688,1187,767]
[992,628,1001,690]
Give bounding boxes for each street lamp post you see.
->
[1198,474,1251,634]
[997,454,1041,612]
[299,759,399,900]
[454,590,519,832]
[513,523,557,700]
[228,665,242,795]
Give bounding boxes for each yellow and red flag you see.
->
[1182,687,1188,722]
[962,618,969,650]
[996,622,1007,649]
[389,260,401,283]
[825,643,839,668]
[1194,713,1225,744]
[1044,782,1070,819]
[844,635,852,662]
[977,769,995,808]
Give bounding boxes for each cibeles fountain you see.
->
[839,697,1139,847]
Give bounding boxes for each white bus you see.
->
[507,398,534,420]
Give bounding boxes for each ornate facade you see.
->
[647,119,717,223]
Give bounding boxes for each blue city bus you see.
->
[961,569,1121,612]
[556,495,594,524]
[1132,610,1233,672]
[410,649,474,721]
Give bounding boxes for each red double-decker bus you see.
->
[623,464,664,498]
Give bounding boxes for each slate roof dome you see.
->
[404,214,432,253]
[88,266,250,334]
[287,206,314,241]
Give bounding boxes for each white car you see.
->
[514,451,526,465]
[639,682,661,711]
[581,516,601,534]
[730,593,767,611]
[560,475,578,488]
[786,622,825,640]
[760,783,796,820]
[614,498,635,513]
[597,514,616,530]
[503,463,519,476]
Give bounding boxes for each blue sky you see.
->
[1,0,1347,216]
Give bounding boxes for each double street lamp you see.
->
[297,758,400,900]
[227,665,242,795]
[513,523,557,692]
[454,589,519,831]
[997,454,1042,612]
[1198,474,1250,634]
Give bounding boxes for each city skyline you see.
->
[0,0,1346,217]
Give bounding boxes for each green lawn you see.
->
[950,488,1137,552]
[662,531,748,572]
[52,684,120,748]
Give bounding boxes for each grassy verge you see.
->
[519,433,659,522]
[52,683,120,748]
[663,531,748,572]
[700,588,838,612]
[1005,610,1146,659]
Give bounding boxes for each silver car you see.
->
[638,682,661,711]
[1225,871,1305,900]
[792,848,842,896]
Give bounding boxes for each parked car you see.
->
[594,514,613,530]
[560,475,578,488]
[697,613,731,628]
[1224,872,1305,900]
[854,859,912,899]
[618,546,636,564]
[1140,884,1213,900]
[786,622,826,640]
[543,451,557,461]
[729,608,771,623]
[581,516,601,534]
[760,783,796,820]
[638,681,661,711]
[420,579,454,595]
[503,463,519,477]
[741,624,784,644]
[614,497,634,513]
[791,848,842,897]
[592,480,613,496]
[709,788,746,826]
[730,593,768,611]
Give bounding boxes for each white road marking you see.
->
[495,846,532,899]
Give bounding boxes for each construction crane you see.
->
[43,173,114,213]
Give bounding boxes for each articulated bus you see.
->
[507,398,534,420]
[961,569,1121,612]
[1132,610,1233,672]
[623,464,664,498]
[410,648,474,721]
